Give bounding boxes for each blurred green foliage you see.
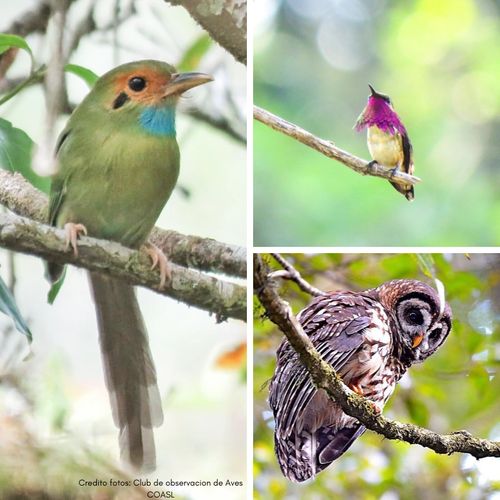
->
[254,0,500,245]
[254,253,500,499]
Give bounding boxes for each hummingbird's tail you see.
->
[390,181,414,201]
[89,272,164,472]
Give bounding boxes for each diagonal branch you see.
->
[0,170,245,278]
[165,0,246,65]
[0,211,245,322]
[254,255,500,459]
[254,105,421,188]
[2,1,53,37]
[270,253,326,297]
[184,106,245,144]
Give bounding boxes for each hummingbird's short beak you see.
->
[368,84,379,97]
[163,72,213,98]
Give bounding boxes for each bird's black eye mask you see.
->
[112,92,130,109]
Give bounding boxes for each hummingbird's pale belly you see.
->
[367,126,403,167]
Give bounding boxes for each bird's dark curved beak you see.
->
[368,84,379,97]
[163,72,213,97]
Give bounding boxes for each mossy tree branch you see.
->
[0,170,246,279]
[0,171,246,322]
[254,254,500,459]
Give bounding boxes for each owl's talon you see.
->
[64,222,87,256]
[143,243,171,289]
[349,383,364,396]
[370,401,383,415]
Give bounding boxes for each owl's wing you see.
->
[269,292,376,481]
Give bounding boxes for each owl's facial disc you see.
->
[396,298,433,346]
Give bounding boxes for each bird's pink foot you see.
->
[64,222,87,256]
[143,242,171,289]
[349,383,364,396]
[369,401,383,415]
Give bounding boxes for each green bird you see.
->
[47,60,212,471]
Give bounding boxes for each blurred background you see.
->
[254,253,500,499]
[254,0,500,246]
[0,1,246,498]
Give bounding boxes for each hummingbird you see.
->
[47,60,212,470]
[355,84,414,201]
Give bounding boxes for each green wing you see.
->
[48,128,71,226]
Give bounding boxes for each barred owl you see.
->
[269,279,452,482]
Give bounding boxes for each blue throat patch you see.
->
[139,105,176,137]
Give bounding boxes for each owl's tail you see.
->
[275,424,366,482]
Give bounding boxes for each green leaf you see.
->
[178,34,212,71]
[0,33,34,72]
[0,274,32,342]
[414,253,436,279]
[47,266,67,305]
[0,117,50,193]
[64,63,99,88]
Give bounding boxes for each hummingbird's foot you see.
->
[64,222,87,256]
[143,242,171,289]
[389,166,400,178]
[366,160,378,174]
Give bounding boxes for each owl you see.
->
[269,279,452,483]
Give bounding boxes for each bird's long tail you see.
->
[89,272,164,471]
[276,424,366,482]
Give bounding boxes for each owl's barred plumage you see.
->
[269,279,452,482]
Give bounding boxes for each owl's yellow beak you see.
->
[412,333,424,348]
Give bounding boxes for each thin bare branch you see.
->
[184,107,245,144]
[270,253,326,297]
[254,255,500,459]
[254,105,421,188]
[2,1,52,37]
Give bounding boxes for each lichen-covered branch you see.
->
[254,105,421,188]
[0,170,245,278]
[0,211,245,322]
[254,255,500,459]
[165,0,247,65]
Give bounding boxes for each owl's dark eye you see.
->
[128,77,146,92]
[406,308,423,325]
[429,327,442,341]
